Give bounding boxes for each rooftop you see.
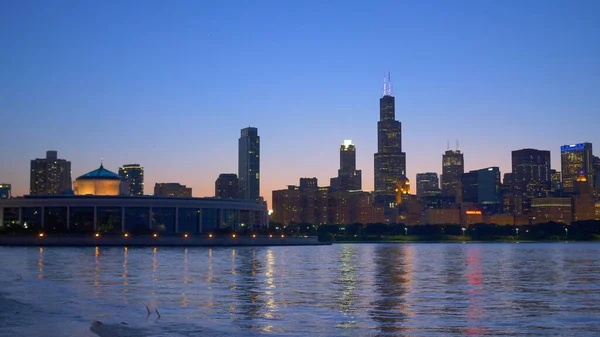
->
[77,164,123,180]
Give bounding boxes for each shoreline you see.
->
[0,235,329,247]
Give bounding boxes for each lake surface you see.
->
[1,243,600,336]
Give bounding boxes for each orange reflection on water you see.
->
[37,247,44,279]
[94,246,100,289]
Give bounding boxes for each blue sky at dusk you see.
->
[1,0,599,207]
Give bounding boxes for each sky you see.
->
[1,0,599,208]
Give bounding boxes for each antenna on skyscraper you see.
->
[387,72,392,96]
[456,139,459,151]
[447,140,450,151]
[383,73,387,96]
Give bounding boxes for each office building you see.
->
[215,174,238,199]
[118,164,144,196]
[299,177,318,190]
[239,127,260,200]
[0,184,11,199]
[461,167,501,209]
[331,140,362,191]
[441,149,464,200]
[374,74,406,219]
[416,172,440,198]
[561,143,593,193]
[154,183,192,198]
[74,164,129,196]
[511,149,551,197]
[30,151,72,195]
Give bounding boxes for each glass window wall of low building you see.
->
[178,208,200,234]
[124,207,150,234]
[152,207,175,233]
[45,207,68,232]
[70,207,94,233]
[96,207,123,233]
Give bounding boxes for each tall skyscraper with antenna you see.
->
[374,73,406,210]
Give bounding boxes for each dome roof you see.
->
[77,164,123,181]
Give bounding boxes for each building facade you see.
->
[441,149,464,200]
[374,74,406,212]
[331,140,362,191]
[118,164,144,196]
[215,174,239,199]
[0,195,268,233]
[30,151,72,195]
[238,127,260,200]
[561,143,593,193]
[154,183,192,198]
[531,197,572,224]
[461,167,501,211]
[416,172,440,198]
[0,184,11,199]
[511,149,551,198]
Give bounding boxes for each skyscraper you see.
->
[441,149,464,200]
[239,127,260,200]
[461,167,501,208]
[374,73,406,206]
[511,149,551,197]
[118,164,144,196]
[331,140,362,191]
[30,151,72,195]
[215,174,239,199]
[561,143,593,193]
[0,184,11,199]
[593,156,600,193]
[416,173,440,198]
[550,170,562,194]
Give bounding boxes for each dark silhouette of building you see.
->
[461,167,501,212]
[154,183,192,197]
[416,172,440,198]
[511,149,551,197]
[551,169,562,194]
[215,174,239,199]
[118,164,144,196]
[30,151,72,195]
[239,127,260,200]
[0,184,10,199]
[561,143,593,193]
[374,74,406,212]
[331,140,362,191]
[593,156,600,195]
[441,149,464,201]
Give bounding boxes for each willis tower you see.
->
[374,73,406,213]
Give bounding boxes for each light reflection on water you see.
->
[1,243,600,336]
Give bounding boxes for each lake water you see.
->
[1,243,600,336]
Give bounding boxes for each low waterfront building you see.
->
[426,208,460,225]
[531,197,572,224]
[0,195,268,233]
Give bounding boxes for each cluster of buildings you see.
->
[0,128,268,234]
[272,75,600,227]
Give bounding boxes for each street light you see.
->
[516,228,519,238]
[462,228,466,236]
[404,227,408,236]
[564,227,568,239]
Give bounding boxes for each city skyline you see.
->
[1,1,599,208]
